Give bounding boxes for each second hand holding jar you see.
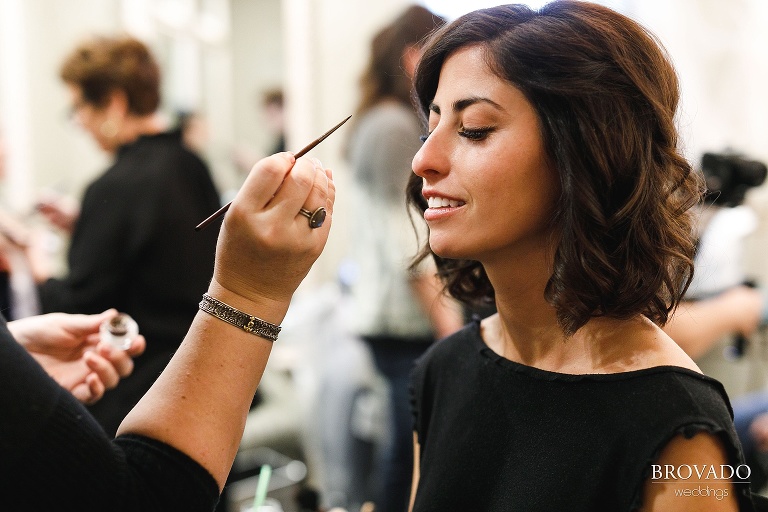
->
[100,313,139,350]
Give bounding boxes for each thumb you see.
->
[66,309,118,335]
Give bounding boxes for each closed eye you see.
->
[459,126,494,141]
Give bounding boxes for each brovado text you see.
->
[652,464,751,481]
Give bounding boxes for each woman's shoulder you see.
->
[587,318,733,418]
[588,315,702,375]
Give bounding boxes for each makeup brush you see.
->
[195,114,351,231]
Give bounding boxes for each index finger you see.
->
[267,156,325,219]
[235,153,297,212]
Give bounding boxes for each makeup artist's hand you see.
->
[8,310,146,404]
[209,153,334,317]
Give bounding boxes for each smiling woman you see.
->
[405,2,760,511]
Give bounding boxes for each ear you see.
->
[402,44,422,79]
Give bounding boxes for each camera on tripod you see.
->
[701,152,768,207]
[694,152,768,358]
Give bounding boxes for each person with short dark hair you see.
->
[407,2,757,510]
[32,35,221,436]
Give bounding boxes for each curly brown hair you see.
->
[407,1,704,335]
[60,35,160,115]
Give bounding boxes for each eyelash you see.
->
[459,126,493,141]
[420,127,494,143]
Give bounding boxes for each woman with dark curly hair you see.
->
[407,2,758,511]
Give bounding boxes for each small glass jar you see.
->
[100,313,139,350]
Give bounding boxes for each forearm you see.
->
[118,152,332,491]
[117,279,289,489]
[664,287,762,359]
[25,237,53,284]
[665,304,740,359]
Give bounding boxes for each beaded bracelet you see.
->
[198,293,281,342]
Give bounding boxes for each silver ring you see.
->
[299,206,327,229]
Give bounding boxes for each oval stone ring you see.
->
[299,207,327,229]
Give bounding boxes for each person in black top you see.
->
[32,35,221,435]
[1,150,336,511]
[406,2,759,511]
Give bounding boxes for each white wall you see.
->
[624,0,768,164]
[2,0,768,284]
[623,0,768,281]
[0,0,119,210]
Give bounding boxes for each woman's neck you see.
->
[481,250,566,364]
[479,249,647,374]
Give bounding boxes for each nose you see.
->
[412,129,448,180]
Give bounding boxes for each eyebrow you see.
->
[429,96,505,115]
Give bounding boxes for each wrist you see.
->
[207,278,291,327]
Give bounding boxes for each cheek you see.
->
[487,159,558,226]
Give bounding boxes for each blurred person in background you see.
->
[4,123,145,405]
[174,110,210,156]
[344,6,463,511]
[30,35,221,436]
[0,130,41,320]
[232,88,287,180]
[262,88,286,155]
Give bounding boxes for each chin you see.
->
[429,238,470,261]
